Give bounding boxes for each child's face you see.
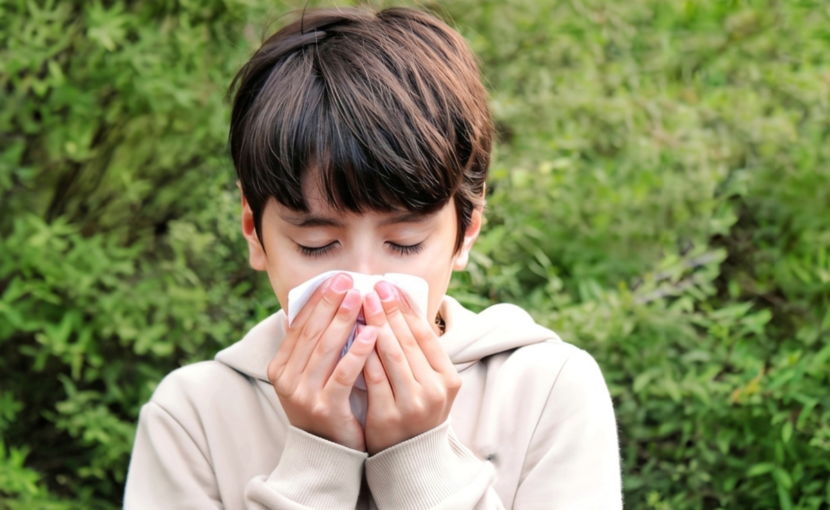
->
[240,177,482,328]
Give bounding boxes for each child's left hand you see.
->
[361,281,462,455]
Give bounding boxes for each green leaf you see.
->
[747,463,776,477]
[777,483,794,510]
[781,422,793,443]
[773,467,793,490]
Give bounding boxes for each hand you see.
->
[267,273,379,452]
[361,281,462,455]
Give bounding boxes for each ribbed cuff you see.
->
[365,421,483,510]
[268,426,368,510]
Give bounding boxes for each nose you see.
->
[344,247,381,276]
[337,231,398,275]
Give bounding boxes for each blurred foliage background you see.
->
[1,0,829,508]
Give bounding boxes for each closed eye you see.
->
[296,242,338,258]
[296,241,426,258]
[388,242,425,256]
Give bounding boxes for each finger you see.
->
[270,275,337,377]
[363,290,416,399]
[325,325,378,402]
[364,349,395,408]
[374,282,433,382]
[281,273,354,381]
[385,283,456,376]
[304,288,363,389]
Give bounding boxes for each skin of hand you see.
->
[361,280,462,455]
[266,273,379,452]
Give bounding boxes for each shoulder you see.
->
[504,339,581,372]
[520,341,609,398]
[149,360,259,418]
[547,346,610,399]
[511,342,615,435]
[490,339,591,387]
[484,340,612,420]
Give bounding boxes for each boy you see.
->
[124,6,622,509]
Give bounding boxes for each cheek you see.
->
[397,212,459,320]
[259,236,324,313]
[265,270,290,314]
[425,274,452,322]
[257,203,331,311]
[412,235,457,323]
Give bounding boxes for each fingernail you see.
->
[376,281,395,302]
[341,288,361,310]
[331,273,352,293]
[320,277,333,293]
[364,291,383,314]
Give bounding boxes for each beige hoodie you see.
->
[123,296,622,509]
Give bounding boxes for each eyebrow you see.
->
[379,211,434,226]
[283,216,344,228]
[282,211,434,228]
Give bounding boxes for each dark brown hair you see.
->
[228,6,492,252]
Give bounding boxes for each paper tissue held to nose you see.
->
[286,271,430,389]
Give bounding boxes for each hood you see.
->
[214,295,561,383]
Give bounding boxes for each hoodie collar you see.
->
[215,295,561,383]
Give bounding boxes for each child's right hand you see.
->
[266,273,378,452]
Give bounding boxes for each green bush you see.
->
[1,0,829,508]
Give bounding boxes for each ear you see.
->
[239,182,268,271]
[452,204,484,271]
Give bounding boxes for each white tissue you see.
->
[286,270,430,390]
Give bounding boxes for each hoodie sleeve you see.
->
[124,395,367,510]
[365,420,501,510]
[364,348,622,510]
[245,426,368,510]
